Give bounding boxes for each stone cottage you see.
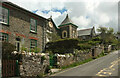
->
[0,0,96,52]
[0,1,58,52]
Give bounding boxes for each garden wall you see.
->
[17,52,49,77]
[56,45,104,67]
[56,54,74,67]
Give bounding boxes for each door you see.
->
[16,38,21,52]
[16,42,20,52]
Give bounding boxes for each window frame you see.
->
[30,39,37,51]
[0,33,9,42]
[30,18,37,33]
[0,6,9,25]
[62,30,67,38]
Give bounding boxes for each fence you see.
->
[2,60,19,77]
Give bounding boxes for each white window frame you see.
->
[30,18,37,33]
[0,33,8,42]
[0,7,9,24]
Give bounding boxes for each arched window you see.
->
[62,30,67,38]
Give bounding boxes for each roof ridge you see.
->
[78,28,93,31]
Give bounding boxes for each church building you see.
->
[58,14,78,39]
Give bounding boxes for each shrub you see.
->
[77,43,91,50]
[41,56,46,64]
[46,38,79,54]
[21,45,28,52]
[37,73,44,78]
[2,42,16,59]
[30,47,40,53]
[34,47,40,53]
[88,41,101,45]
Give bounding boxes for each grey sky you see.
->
[8,0,119,32]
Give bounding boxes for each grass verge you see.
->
[61,58,93,69]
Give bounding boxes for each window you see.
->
[0,33,8,42]
[30,39,37,49]
[73,31,75,38]
[62,30,67,38]
[0,7,9,24]
[64,32,67,37]
[30,18,37,33]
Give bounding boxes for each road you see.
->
[51,50,120,77]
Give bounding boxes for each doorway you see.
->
[16,37,21,52]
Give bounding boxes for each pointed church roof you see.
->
[58,14,78,27]
[60,14,73,25]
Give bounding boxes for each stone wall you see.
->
[2,2,45,51]
[56,45,104,67]
[19,53,49,76]
[76,51,92,62]
[56,54,74,67]
[93,45,104,57]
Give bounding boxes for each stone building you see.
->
[0,1,96,52]
[78,27,96,40]
[0,1,58,52]
[58,14,78,39]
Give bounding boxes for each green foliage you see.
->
[30,47,40,53]
[61,58,93,69]
[41,56,46,64]
[97,27,107,34]
[46,38,79,54]
[97,51,105,58]
[47,32,61,41]
[34,47,40,53]
[88,41,101,45]
[97,27,117,45]
[92,37,102,41]
[77,43,91,50]
[37,73,44,78]
[21,45,28,52]
[2,42,16,59]
[30,48,35,52]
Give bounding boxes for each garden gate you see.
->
[2,60,19,77]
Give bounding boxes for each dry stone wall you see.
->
[19,53,49,77]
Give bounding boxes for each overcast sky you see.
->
[8,0,119,32]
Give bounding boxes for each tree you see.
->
[97,27,116,45]
[97,27,107,34]
[47,32,61,42]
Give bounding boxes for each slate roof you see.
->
[78,28,93,36]
[1,0,47,20]
[58,14,78,27]
[60,14,73,25]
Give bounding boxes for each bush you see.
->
[46,38,79,54]
[41,56,46,64]
[37,73,44,78]
[77,43,91,50]
[2,42,16,59]
[88,41,101,45]
[21,45,28,52]
[30,47,40,53]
